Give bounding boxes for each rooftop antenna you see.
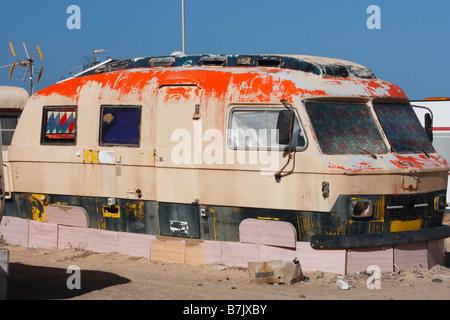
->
[93,49,108,66]
[7,42,44,95]
[181,0,186,54]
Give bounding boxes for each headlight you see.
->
[434,195,446,212]
[351,199,373,218]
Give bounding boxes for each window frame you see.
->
[98,105,142,147]
[41,106,78,146]
[227,106,308,151]
[0,112,20,147]
[304,101,389,155]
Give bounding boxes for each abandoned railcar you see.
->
[3,54,450,249]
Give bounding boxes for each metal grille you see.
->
[385,193,431,221]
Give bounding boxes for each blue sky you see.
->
[0,0,449,100]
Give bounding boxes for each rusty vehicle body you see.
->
[0,86,27,222]
[412,97,450,209]
[3,54,450,249]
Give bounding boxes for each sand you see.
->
[1,243,450,301]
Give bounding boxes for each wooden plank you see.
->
[185,239,222,265]
[239,219,297,249]
[151,237,186,264]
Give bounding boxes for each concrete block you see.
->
[0,249,8,300]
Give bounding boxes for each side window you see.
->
[99,105,141,146]
[228,108,306,150]
[0,113,20,146]
[41,106,77,145]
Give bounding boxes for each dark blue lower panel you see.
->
[3,192,448,248]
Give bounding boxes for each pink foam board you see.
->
[395,242,428,270]
[221,241,260,268]
[239,219,297,249]
[185,240,222,265]
[45,204,89,228]
[347,247,394,274]
[28,220,58,249]
[57,225,89,250]
[259,245,297,262]
[427,239,445,268]
[0,216,29,246]
[86,228,119,253]
[118,232,154,258]
[296,242,346,274]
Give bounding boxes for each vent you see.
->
[149,57,176,67]
[199,56,227,66]
[73,54,376,79]
[385,194,431,221]
[256,57,284,68]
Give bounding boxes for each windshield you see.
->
[305,102,388,155]
[373,103,434,154]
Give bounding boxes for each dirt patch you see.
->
[1,244,450,300]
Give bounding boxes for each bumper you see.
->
[310,225,450,249]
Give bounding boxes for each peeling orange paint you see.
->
[35,66,408,105]
[389,153,448,170]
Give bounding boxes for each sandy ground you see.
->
[1,243,450,301]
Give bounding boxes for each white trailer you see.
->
[412,98,450,210]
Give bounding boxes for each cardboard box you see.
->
[248,259,304,285]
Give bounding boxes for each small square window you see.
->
[100,106,141,146]
[41,106,77,145]
[0,114,19,146]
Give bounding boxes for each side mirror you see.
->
[277,110,293,145]
[425,113,433,143]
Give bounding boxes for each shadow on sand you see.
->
[6,263,130,300]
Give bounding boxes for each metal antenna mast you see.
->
[7,42,44,95]
[182,0,186,53]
